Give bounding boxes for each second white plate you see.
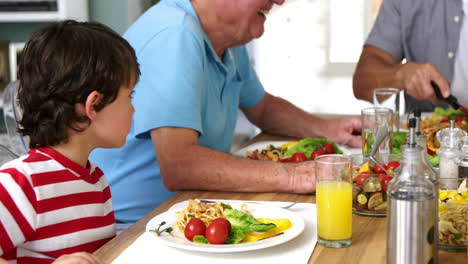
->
[232,140,359,158]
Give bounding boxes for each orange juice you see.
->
[316,180,352,240]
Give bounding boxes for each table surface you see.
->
[93,132,467,263]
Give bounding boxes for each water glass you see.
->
[315,154,352,248]
[373,88,401,132]
[361,107,394,155]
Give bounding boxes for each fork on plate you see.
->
[200,200,297,209]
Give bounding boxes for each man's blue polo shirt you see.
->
[90,0,265,223]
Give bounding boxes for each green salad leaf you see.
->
[283,138,342,158]
[434,106,465,120]
[193,235,209,244]
[225,226,246,244]
[220,202,232,210]
[392,131,408,154]
[427,154,440,168]
[224,208,276,244]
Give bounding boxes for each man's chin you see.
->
[252,28,265,39]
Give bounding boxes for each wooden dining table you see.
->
[93,132,467,264]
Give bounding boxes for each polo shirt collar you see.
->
[171,0,239,78]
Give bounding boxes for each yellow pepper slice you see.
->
[280,141,299,149]
[438,201,447,212]
[358,161,371,173]
[242,218,292,243]
[427,146,437,154]
[451,199,468,205]
[447,190,458,199]
[439,190,448,201]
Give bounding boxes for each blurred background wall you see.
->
[0,0,157,42]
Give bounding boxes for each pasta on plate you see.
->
[175,199,250,232]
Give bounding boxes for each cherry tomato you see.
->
[310,149,326,160]
[386,161,400,170]
[291,152,307,163]
[373,163,386,174]
[184,218,206,241]
[440,119,449,124]
[211,218,231,233]
[455,116,464,123]
[380,175,393,192]
[205,219,230,244]
[323,143,335,154]
[355,172,370,186]
[280,157,291,162]
[251,149,259,160]
[460,106,468,114]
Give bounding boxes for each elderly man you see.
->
[91,0,362,223]
[353,0,468,113]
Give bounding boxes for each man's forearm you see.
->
[160,144,294,193]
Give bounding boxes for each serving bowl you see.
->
[349,153,400,216]
[438,177,467,251]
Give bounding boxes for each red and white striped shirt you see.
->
[0,147,115,264]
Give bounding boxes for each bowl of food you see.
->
[438,178,467,251]
[349,153,401,216]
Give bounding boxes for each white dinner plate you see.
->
[145,201,305,253]
[232,140,360,158]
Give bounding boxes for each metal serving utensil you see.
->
[200,200,297,210]
[368,125,394,176]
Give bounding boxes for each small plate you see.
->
[145,201,305,253]
[232,140,359,158]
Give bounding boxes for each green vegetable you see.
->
[224,209,276,233]
[434,106,465,120]
[427,154,440,168]
[193,235,209,244]
[283,138,343,158]
[220,202,232,210]
[392,132,407,154]
[357,193,368,205]
[223,208,276,244]
[225,226,246,244]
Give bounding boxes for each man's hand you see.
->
[395,62,450,103]
[53,252,103,264]
[322,117,362,148]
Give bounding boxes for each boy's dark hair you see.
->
[17,20,140,148]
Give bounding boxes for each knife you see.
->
[431,81,460,110]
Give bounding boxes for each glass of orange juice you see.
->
[315,154,352,248]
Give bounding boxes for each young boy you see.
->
[0,20,140,263]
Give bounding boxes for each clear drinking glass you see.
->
[361,107,394,155]
[373,88,401,132]
[315,154,352,248]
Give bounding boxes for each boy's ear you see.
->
[84,91,102,121]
